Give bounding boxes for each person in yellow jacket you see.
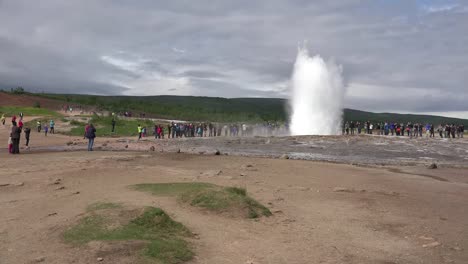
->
[137,124,142,140]
[0,114,5,125]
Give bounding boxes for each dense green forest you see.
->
[11,92,468,125]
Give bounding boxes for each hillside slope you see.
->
[1,92,467,125]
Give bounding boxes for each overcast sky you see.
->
[0,0,467,117]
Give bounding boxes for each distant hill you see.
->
[1,91,467,125]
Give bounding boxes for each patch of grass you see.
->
[134,183,272,219]
[134,183,215,196]
[70,119,86,126]
[64,206,193,264]
[87,202,122,211]
[23,117,58,130]
[0,106,61,117]
[64,115,158,137]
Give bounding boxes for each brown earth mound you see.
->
[0,92,65,110]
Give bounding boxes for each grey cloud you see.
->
[0,0,467,113]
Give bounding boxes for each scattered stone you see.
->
[280,154,289,159]
[124,145,128,148]
[245,164,254,168]
[422,241,441,248]
[419,236,435,241]
[0,183,10,187]
[450,246,462,251]
[13,182,24,187]
[333,187,356,193]
[97,257,104,262]
[245,260,255,264]
[55,186,65,191]
[177,149,181,153]
[33,256,46,263]
[47,212,57,217]
[72,191,80,195]
[214,149,221,155]
[102,143,108,147]
[428,163,438,169]
[149,146,155,151]
[66,141,73,146]
[240,173,247,177]
[53,178,62,185]
[72,142,78,145]
[215,170,223,176]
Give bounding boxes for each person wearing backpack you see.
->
[85,123,96,151]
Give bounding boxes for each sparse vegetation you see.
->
[64,205,193,264]
[32,93,468,125]
[86,202,122,211]
[65,115,157,137]
[0,106,61,117]
[134,183,272,218]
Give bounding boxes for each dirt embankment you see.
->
[0,92,67,110]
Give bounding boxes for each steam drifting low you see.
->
[289,47,345,135]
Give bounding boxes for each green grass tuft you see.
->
[134,183,216,196]
[87,202,122,211]
[134,183,272,219]
[64,206,193,264]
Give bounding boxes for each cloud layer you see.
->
[0,0,467,115]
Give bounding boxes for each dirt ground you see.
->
[1,152,467,263]
[1,119,468,264]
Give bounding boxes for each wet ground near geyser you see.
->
[19,134,467,167]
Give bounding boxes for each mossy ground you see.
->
[133,183,272,219]
[63,204,194,264]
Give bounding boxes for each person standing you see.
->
[137,124,142,140]
[167,123,172,139]
[111,119,116,133]
[37,120,42,132]
[1,114,5,125]
[10,121,21,154]
[24,127,31,148]
[49,120,55,134]
[19,112,24,121]
[85,123,96,151]
[44,125,49,136]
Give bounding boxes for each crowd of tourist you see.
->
[2,110,466,155]
[136,121,289,139]
[343,121,465,138]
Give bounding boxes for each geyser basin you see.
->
[289,47,345,135]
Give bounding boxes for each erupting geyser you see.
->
[289,47,345,135]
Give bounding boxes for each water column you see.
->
[289,47,345,135]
